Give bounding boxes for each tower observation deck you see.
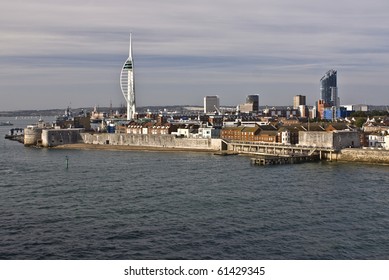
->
[120,34,136,120]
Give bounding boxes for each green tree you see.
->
[354,117,367,128]
[350,111,367,118]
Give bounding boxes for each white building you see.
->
[385,136,389,150]
[367,134,386,148]
[343,104,369,112]
[281,131,291,144]
[120,34,136,120]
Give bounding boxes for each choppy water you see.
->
[1,117,389,259]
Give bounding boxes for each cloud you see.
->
[1,0,389,110]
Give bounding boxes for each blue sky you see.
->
[1,0,389,110]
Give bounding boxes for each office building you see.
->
[204,96,220,114]
[293,95,306,109]
[246,95,259,112]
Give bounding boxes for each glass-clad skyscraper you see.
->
[320,69,337,107]
[120,34,136,120]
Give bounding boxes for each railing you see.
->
[226,140,336,154]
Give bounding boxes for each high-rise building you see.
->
[246,95,259,112]
[320,69,338,107]
[331,87,339,108]
[298,105,308,118]
[204,96,220,113]
[293,95,306,109]
[317,99,332,119]
[120,34,136,120]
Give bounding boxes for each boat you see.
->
[0,121,13,126]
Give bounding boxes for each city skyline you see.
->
[1,0,389,111]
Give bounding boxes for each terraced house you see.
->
[221,125,279,143]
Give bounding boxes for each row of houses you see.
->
[106,116,389,149]
[221,123,356,145]
[116,120,356,144]
[115,121,221,139]
[362,118,389,148]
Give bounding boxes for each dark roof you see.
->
[258,130,278,136]
[278,126,303,132]
[241,127,260,133]
[258,125,277,131]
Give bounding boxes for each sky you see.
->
[1,0,389,111]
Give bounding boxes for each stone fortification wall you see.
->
[299,131,360,150]
[24,127,42,146]
[299,131,333,148]
[80,133,221,151]
[336,148,389,164]
[42,129,84,147]
[332,131,361,149]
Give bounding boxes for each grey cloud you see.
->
[1,0,389,110]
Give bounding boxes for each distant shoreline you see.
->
[52,143,218,153]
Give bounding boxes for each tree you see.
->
[350,111,367,118]
[354,117,367,128]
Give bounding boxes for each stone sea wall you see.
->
[25,128,389,164]
[42,129,84,147]
[335,148,389,164]
[80,133,222,151]
[24,127,42,146]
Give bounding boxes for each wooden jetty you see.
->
[214,151,239,156]
[250,154,319,166]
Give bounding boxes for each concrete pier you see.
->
[250,154,319,166]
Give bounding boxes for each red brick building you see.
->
[221,125,278,143]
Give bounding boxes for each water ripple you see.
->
[1,126,389,259]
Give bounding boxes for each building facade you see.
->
[299,131,360,150]
[238,103,254,114]
[320,69,338,107]
[246,95,259,112]
[221,125,278,143]
[204,95,220,113]
[317,99,331,120]
[293,95,306,109]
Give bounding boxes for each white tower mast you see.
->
[120,34,136,120]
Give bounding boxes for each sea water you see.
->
[1,117,389,259]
